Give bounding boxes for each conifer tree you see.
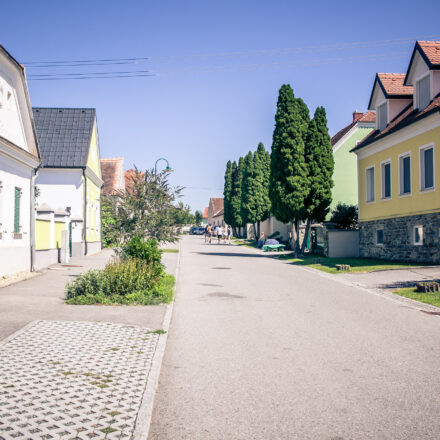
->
[301,107,334,252]
[240,151,256,237]
[254,142,271,236]
[223,160,233,227]
[230,158,244,234]
[269,84,309,253]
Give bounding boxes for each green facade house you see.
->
[330,111,376,213]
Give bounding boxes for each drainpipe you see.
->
[82,168,88,256]
[30,164,40,272]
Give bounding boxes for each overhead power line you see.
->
[23,34,440,67]
[28,72,156,81]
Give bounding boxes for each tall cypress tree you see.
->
[223,160,233,226]
[230,158,244,233]
[240,151,256,237]
[301,107,334,252]
[254,142,271,237]
[269,84,309,253]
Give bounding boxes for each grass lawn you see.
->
[232,238,258,249]
[393,286,440,308]
[278,254,425,274]
[162,249,179,253]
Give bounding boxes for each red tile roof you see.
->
[203,207,209,218]
[208,198,224,218]
[353,94,440,152]
[124,168,145,194]
[377,73,413,96]
[331,111,375,147]
[417,41,440,66]
[101,158,125,196]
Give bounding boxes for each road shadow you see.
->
[377,279,440,290]
[193,251,281,259]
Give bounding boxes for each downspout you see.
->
[30,164,40,272]
[83,168,88,255]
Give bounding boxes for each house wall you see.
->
[330,126,374,214]
[36,169,84,221]
[389,99,412,122]
[85,177,101,246]
[35,219,51,250]
[327,230,359,258]
[0,154,33,277]
[358,125,440,222]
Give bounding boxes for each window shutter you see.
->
[14,187,21,233]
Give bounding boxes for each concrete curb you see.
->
[0,320,40,346]
[133,239,181,439]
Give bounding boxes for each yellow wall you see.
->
[36,220,51,250]
[54,221,65,248]
[359,125,440,221]
[86,122,101,177]
[86,177,101,242]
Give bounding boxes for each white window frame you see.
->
[398,151,412,197]
[413,225,424,246]
[376,100,388,132]
[376,229,384,246]
[380,159,392,200]
[419,143,435,192]
[365,165,375,203]
[415,72,431,111]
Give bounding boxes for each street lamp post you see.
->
[154,158,171,174]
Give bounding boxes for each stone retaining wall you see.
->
[359,212,440,263]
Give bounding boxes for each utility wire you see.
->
[23,35,440,67]
[29,70,152,77]
[29,73,156,81]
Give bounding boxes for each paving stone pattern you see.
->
[0,320,159,440]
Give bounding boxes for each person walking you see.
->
[227,225,232,244]
[217,225,223,244]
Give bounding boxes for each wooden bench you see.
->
[263,244,286,252]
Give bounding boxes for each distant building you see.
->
[201,207,209,226]
[330,111,376,214]
[352,40,440,263]
[0,45,40,278]
[207,197,224,226]
[33,107,103,258]
[101,157,125,196]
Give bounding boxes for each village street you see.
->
[149,235,440,440]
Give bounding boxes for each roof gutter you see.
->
[82,168,88,256]
[29,163,41,272]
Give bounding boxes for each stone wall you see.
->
[359,212,440,263]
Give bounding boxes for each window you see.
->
[420,145,434,191]
[366,167,375,202]
[376,229,384,245]
[377,102,388,131]
[399,154,411,195]
[417,75,431,110]
[381,161,391,199]
[413,225,423,245]
[14,187,21,234]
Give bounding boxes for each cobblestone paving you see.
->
[0,320,160,440]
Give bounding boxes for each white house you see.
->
[0,45,40,278]
[33,108,103,259]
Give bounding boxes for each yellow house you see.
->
[352,41,440,263]
[33,108,103,262]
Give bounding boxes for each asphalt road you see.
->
[149,235,440,440]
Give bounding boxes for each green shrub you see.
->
[65,258,174,305]
[121,237,162,267]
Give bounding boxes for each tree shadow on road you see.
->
[377,279,439,290]
[193,251,279,259]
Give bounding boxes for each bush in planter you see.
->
[65,258,174,305]
[121,236,163,268]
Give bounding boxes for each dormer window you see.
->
[416,75,430,110]
[377,102,388,131]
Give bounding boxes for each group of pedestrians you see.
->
[204,224,232,244]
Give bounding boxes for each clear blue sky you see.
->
[3,0,440,212]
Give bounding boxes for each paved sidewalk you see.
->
[0,249,176,341]
[0,244,179,440]
[338,266,440,291]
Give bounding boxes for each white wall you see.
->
[36,169,84,221]
[0,153,33,276]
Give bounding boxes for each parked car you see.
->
[190,226,205,235]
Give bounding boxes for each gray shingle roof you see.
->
[32,108,96,168]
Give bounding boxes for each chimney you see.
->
[353,110,363,123]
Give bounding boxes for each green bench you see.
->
[263,244,286,252]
